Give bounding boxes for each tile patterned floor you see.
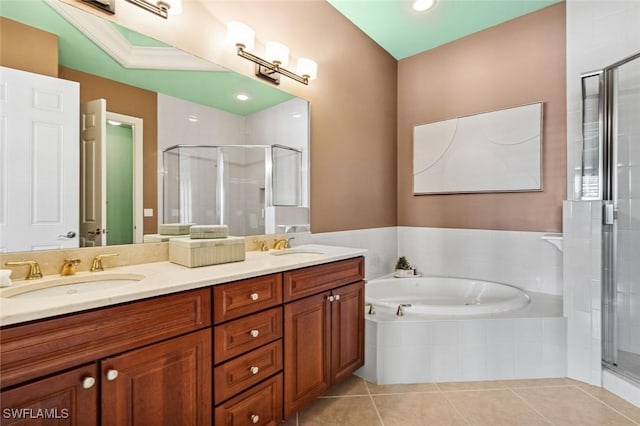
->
[282,376,640,425]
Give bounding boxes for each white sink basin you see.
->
[1,273,145,299]
[269,248,326,256]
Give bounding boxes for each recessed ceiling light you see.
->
[412,0,435,12]
[236,93,250,101]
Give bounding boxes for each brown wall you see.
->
[397,3,566,232]
[62,0,398,234]
[0,17,58,77]
[58,67,158,234]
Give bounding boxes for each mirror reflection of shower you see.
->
[162,144,308,237]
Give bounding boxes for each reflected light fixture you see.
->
[227,21,318,85]
[125,0,182,19]
[236,94,250,101]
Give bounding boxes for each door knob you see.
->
[249,366,259,375]
[58,231,76,238]
[250,414,259,424]
[249,329,259,338]
[250,293,259,301]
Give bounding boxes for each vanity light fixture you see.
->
[125,0,182,19]
[227,21,318,85]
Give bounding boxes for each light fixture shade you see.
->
[296,58,318,80]
[265,42,289,67]
[157,0,182,14]
[228,21,255,52]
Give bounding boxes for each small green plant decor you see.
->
[394,256,414,277]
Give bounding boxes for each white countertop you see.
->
[0,244,367,327]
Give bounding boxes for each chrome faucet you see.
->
[396,303,412,316]
[90,253,119,272]
[60,258,81,276]
[5,260,43,279]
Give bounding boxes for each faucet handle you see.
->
[5,260,43,279]
[253,240,269,251]
[90,253,119,272]
[60,258,81,276]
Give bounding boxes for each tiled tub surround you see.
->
[358,287,566,384]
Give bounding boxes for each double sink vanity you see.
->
[0,244,366,425]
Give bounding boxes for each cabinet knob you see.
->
[327,295,335,302]
[249,329,260,338]
[106,369,118,381]
[249,366,259,375]
[250,293,259,301]
[82,376,96,389]
[250,414,260,424]
[334,294,341,301]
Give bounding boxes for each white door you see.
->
[0,66,79,253]
[80,99,107,247]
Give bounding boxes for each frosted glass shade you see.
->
[228,21,255,52]
[296,58,318,80]
[265,42,289,67]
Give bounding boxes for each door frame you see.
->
[106,112,143,244]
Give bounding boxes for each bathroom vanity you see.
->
[0,247,365,425]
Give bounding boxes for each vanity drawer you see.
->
[214,274,282,324]
[214,340,282,404]
[283,257,364,302]
[214,307,283,364]
[214,373,282,426]
[0,288,211,389]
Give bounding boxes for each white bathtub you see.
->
[366,276,530,315]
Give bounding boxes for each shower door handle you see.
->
[604,203,616,225]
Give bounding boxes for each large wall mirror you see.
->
[0,0,310,253]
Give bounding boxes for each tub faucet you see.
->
[396,303,412,316]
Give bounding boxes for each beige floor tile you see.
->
[514,386,637,425]
[445,389,550,425]
[501,378,578,388]
[366,381,440,395]
[298,396,382,426]
[322,375,369,396]
[281,413,298,426]
[373,392,468,426]
[575,384,640,422]
[437,380,507,392]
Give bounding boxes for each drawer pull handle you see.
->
[250,329,260,338]
[251,414,260,424]
[334,294,341,301]
[327,295,335,302]
[82,376,96,389]
[250,366,259,375]
[106,369,118,381]
[250,293,259,301]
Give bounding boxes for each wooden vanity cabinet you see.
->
[283,258,365,418]
[0,289,211,425]
[0,364,98,425]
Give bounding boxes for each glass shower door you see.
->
[599,52,640,382]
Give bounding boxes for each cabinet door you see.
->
[283,292,331,418]
[331,281,365,383]
[0,364,97,425]
[101,329,211,426]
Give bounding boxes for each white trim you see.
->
[602,369,640,408]
[106,112,144,244]
[46,0,226,71]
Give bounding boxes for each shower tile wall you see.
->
[565,0,640,394]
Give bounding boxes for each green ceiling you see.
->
[0,0,293,116]
[328,0,562,60]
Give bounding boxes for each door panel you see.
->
[0,66,79,252]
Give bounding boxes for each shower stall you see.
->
[580,52,640,383]
[162,144,306,236]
